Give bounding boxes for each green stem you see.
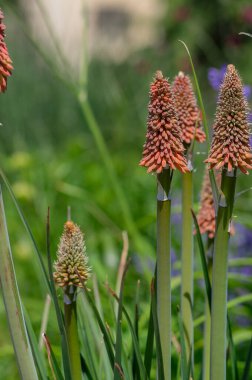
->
[203,238,213,380]
[157,169,171,380]
[0,189,38,380]
[210,169,236,380]
[64,287,82,380]
[181,171,194,368]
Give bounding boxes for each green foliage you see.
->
[0,2,252,380]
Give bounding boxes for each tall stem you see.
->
[64,287,82,380]
[210,169,236,380]
[157,168,171,380]
[203,238,213,380]
[181,171,194,367]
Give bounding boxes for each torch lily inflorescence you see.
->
[140,70,189,174]
[205,64,252,174]
[172,71,206,146]
[0,9,13,92]
[54,221,90,288]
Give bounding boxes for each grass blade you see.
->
[76,273,115,371]
[132,280,140,380]
[227,316,239,380]
[23,307,49,380]
[177,306,191,380]
[114,261,131,380]
[241,337,252,380]
[42,333,64,380]
[178,41,219,206]
[191,210,211,309]
[106,284,148,380]
[0,170,51,294]
[0,187,39,380]
[46,209,72,380]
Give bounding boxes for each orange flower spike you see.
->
[197,170,235,238]
[197,170,219,239]
[0,9,13,92]
[172,71,206,145]
[140,71,189,174]
[205,64,252,174]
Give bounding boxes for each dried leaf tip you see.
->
[172,72,205,146]
[0,9,13,93]
[205,64,252,174]
[139,70,189,174]
[53,221,91,288]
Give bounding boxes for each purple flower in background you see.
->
[208,65,227,91]
[208,65,252,100]
[243,84,252,99]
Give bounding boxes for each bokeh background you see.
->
[0,0,252,378]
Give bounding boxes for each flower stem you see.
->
[156,168,172,380]
[203,238,213,380]
[181,170,194,368]
[210,169,236,380]
[64,287,82,380]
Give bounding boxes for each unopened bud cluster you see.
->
[54,221,90,288]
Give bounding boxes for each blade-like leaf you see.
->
[177,305,191,380]
[227,316,239,380]
[76,272,115,371]
[178,41,219,207]
[191,210,211,309]
[241,337,252,380]
[106,285,148,380]
[42,333,64,380]
[46,209,72,380]
[132,280,140,380]
[114,261,131,380]
[24,307,49,380]
[0,170,51,294]
[0,187,39,380]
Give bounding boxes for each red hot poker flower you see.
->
[205,64,252,174]
[172,71,205,145]
[0,9,13,92]
[197,169,218,239]
[139,71,189,174]
[197,170,235,238]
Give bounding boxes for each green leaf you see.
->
[177,305,191,380]
[23,307,49,380]
[132,281,140,380]
[46,209,72,380]
[178,41,219,206]
[0,170,51,294]
[227,316,239,380]
[0,187,39,380]
[42,333,64,380]
[191,210,211,309]
[77,278,115,371]
[107,285,148,380]
[241,337,252,380]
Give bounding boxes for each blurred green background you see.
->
[0,0,252,378]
